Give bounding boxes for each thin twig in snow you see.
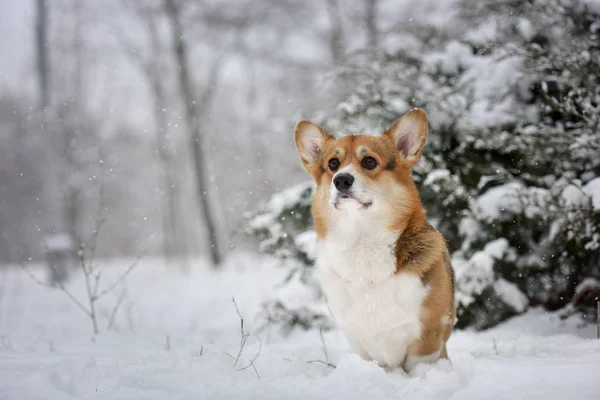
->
[78,244,99,334]
[107,288,128,331]
[20,156,141,335]
[231,297,247,366]
[319,327,329,362]
[247,358,260,379]
[492,338,500,355]
[306,328,336,369]
[238,335,262,372]
[307,360,337,369]
[230,296,262,379]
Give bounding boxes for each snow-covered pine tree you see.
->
[244,182,333,334]
[245,0,600,332]
[455,0,600,325]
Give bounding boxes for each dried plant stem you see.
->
[94,256,142,301]
[596,300,600,339]
[79,246,99,334]
[230,297,262,379]
[20,163,142,335]
[20,263,91,318]
[306,327,336,369]
[107,288,127,331]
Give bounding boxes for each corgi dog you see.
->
[294,108,455,372]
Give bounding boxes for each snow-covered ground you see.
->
[1,252,599,400]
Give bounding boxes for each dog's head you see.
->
[294,108,429,238]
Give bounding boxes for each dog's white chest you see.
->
[316,231,429,367]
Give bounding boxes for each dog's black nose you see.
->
[333,173,354,191]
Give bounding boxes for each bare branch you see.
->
[93,254,144,301]
[231,296,262,378]
[232,296,247,366]
[247,357,260,379]
[19,263,91,318]
[305,328,336,368]
[306,359,336,368]
[92,269,102,298]
[319,327,329,363]
[78,244,99,334]
[238,334,262,375]
[107,287,128,331]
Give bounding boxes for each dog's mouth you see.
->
[334,194,373,210]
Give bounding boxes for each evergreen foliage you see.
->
[245,0,600,332]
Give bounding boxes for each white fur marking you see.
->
[330,164,371,207]
[316,200,429,367]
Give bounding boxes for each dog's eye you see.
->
[328,158,340,171]
[362,156,378,170]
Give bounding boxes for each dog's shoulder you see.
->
[394,224,449,276]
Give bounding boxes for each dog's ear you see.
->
[384,108,429,168]
[294,120,333,172]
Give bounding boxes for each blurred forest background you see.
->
[1,0,383,265]
[1,0,600,330]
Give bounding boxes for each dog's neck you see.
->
[317,204,431,286]
[317,208,401,285]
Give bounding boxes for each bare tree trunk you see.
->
[153,84,181,262]
[146,14,181,263]
[325,0,345,65]
[36,0,71,282]
[164,0,222,266]
[36,0,50,110]
[116,0,190,267]
[365,0,378,48]
[245,60,265,184]
[67,0,84,250]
